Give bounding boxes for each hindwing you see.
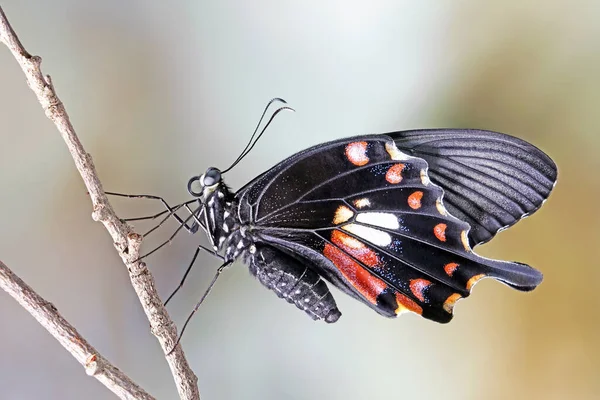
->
[391,129,557,246]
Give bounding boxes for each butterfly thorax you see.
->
[204,182,254,262]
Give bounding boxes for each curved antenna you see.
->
[220,98,286,173]
[221,105,295,174]
[223,98,286,171]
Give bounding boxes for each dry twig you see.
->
[0,261,156,400]
[0,6,199,399]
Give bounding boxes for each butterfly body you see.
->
[192,130,556,324]
[197,168,344,322]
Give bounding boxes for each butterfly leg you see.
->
[168,259,234,354]
[135,208,203,261]
[164,244,225,306]
[247,245,341,323]
[106,192,200,234]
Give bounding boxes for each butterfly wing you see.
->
[236,136,544,323]
[390,129,557,246]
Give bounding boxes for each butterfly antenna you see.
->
[222,105,295,174]
[224,98,286,171]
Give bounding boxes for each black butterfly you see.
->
[110,100,557,339]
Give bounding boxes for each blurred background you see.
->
[0,1,598,399]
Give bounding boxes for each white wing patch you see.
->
[356,212,399,229]
[342,223,392,246]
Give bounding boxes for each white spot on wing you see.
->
[385,141,412,161]
[342,223,392,246]
[436,198,448,216]
[420,169,430,186]
[356,212,399,229]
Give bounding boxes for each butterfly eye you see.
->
[203,168,221,187]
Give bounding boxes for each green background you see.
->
[0,2,598,399]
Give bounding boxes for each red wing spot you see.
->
[324,243,386,304]
[345,142,369,166]
[434,223,447,242]
[444,262,459,277]
[331,230,379,267]
[385,163,405,184]
[409,279,431,302]
[394,292,423,315]
[408,191,423,209]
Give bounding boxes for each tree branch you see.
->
[0,6,200,400]
[0,260,156,400]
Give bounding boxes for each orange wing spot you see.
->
[345,141,369,166]
[395,292,423,315]
[353,198,371,209]
[444,262,459,277]
[466,274,485,290]
[331,230,379,267]
[443,293,462,313]
[434,223,447,242]
[324,243,386,304]
[385,163,405,184]
[461,230,471,252]
[333,205,354,224]
[331,229,363,249]
[409,279,431,302]
[408,191,423,209]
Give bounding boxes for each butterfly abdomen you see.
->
[245,245,341,323]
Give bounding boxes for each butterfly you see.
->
[111,99,557,338]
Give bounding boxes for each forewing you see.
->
[237,136,543,323]
[390,129,557,246]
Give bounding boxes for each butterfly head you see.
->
[202,167,222,188]
[188,167,223,198]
